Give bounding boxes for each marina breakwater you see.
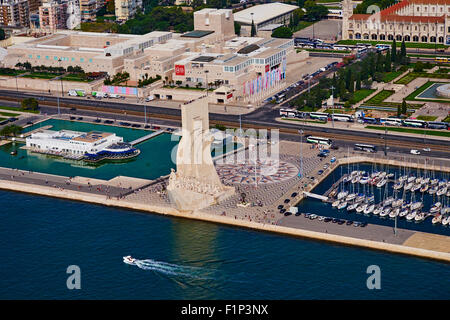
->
[1,172,449,263]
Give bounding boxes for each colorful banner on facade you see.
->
[102,86,138,96]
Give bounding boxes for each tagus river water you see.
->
[1,190,449,299]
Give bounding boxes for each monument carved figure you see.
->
[167,97,234,210]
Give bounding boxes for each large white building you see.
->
[233,2,299,36]
[343,0,450,44]
[26,129,124,156]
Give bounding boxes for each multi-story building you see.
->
[343,0,450,45]
[29,0,42,13]
[39,1,68,31]
[0,0,30,27]
[79,0,95,21]
[114,0,142,22]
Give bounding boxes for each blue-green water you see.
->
[4,119,178,180]
[417,82,450,100]
[0,190,449,299]
[298,163,450,236]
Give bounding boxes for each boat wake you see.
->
[133,258,216,280]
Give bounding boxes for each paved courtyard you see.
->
[294,20,343,42]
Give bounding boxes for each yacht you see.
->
[355,195,365,203]
[364,204,375,215]
[432,214,442,225]
[345,193,357,202]
[428,186,438,195]
[407,176,416,183]
[383,196,395,207]
[437,187,447,197]
[419,184,429,193]
[359,176,370,184]
[410,201,423,210]
[430,178,439,185]
[442,216,450,226]
[380,207,391,217]
[399,208,409,218]
[406,210,417,221]
[414,212,425,222]
[393,181,403,190]
[123,256,137,265]
[347,203,358,212]
[373,206,383,215]
[337,201,348,210]
[422,177,430,185]
[356,203,367,213]
[411,183,422,192]
[404,182,414,191]
[376,179,387,188]
[332,200,341,208]
[389,208,400,218]
[337,190,348,200]
[398,175,408,182]
[392,199,403,208]
[430,202,442,214]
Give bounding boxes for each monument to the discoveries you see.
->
[167,96,235,210]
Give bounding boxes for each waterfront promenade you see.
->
[1,138,449,262]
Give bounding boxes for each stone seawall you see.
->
[2,179,449,263]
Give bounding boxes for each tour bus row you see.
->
[279,109,449,130]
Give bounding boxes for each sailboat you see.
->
[432,214,442,224]
[380,207,391,217]
[347,202,358,212]
[356,203,367,213]
[399,208,409,218]
[364,204,375,215]
[389,208,400,218]
[373,206,383,216]
[414,212,425,222]
[406,210,417,221]
[430,202,442,213]
[337,201,348,210]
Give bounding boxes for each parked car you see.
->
[410,149,421,155]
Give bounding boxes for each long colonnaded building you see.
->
[342,0,450,44]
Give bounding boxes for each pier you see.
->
[21,125,53,138]
[130,130,165,146]
[303,192,328,201]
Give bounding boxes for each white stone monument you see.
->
[167,96,234,211]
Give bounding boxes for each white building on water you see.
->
[26,129,124,156]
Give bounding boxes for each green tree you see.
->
[0,125,22,137]
[21,98,39,111]
[391,39,397,63]
[250,19,256,37]
[385,50,391,72]
[106,0,115,14]
[401,40,406,59]
[271,27,293,39]
[0,28,5,41]
[401,99,407,114]
[234,21,241,36]
[355,73,361,91]
[414,61,424,72]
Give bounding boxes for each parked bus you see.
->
[380,117,402,126]
[279,108,298,118]
[306,136,332,146]
[402,119,427,128]
[354,144,377,153]
[331,113,354,122]
[309,112,329,121]
[427,121,448,130]
[435,57,449,63]
[361,117,378,124]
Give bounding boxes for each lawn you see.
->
[291,21,313,33]
[23,72,61,80]
[395,71,450,85]
[382,71,404,83]
[80,22,115,33]
[0,69,27,76]
[443,115,450,123]
[337,39,448,49]
[353,89,376,103]
[304,48,351,54]
[61,74,89,82]
[405,81,434,100]
[416,115,438,121]
[0,111,19,117]
[366,125,450,137]
[365,90,395,105]
[0,105,39,114]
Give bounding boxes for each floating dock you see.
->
[303,192,328,201]
[130,130,165,146]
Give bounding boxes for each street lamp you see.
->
[384,122,387,156]
[204,70,209,96]
[330,85,335,128]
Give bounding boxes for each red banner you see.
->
[227,93,233,99]
[175,65,185,76]
[265,65,270,72]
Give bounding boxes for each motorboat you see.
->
[355,195,365,203]
[430,178,439,185]
[342,175,352,183]
[366,195,375,203]
[422,177,430,185]
[332,200,340,208]
[432,215,442,224]
[380,207,391,217]
[364,204,375,215]
[389,208,400,218]
[438,180,447,188]
[386,173,394,179]
[351,176,360,184]
[407,176,416,183]
[415,177,423,185]
[398,175,408,182]
[337,201,348,210]
[123,256,137,265]
[359,176,370,184]
[347,203,358,212]
[356,204,367,213]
